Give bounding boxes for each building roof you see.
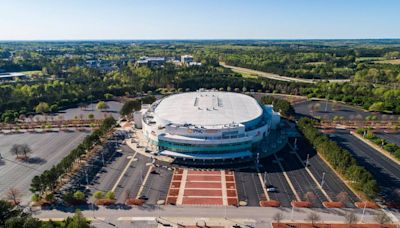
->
[154,91,263,127]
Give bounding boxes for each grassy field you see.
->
[21,70,43,76]
[355,57,385,62]
[374,59,400,65]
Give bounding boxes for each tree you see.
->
[66,209,89,228]
[336,192,349,204]
[306,212,321,227]
[96,101,109,112]
[105,191,115,200]
[0,200,21,226]
[272,212,284,227]
[93,191,104,200]
[344,212,358,227]
[369,102,385,112]
[35,102,50,114]
[304,192,316,203]
[374,212,392,226]
[9,144,21,158]
[87,113,95,121]
[6,188,21,206]
[119,99,141,116]
[19,144,32,158]
[74,191,85,201]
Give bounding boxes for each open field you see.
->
[374,59,400,65]
[0,132,89,203]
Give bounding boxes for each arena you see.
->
[134,91,281,165]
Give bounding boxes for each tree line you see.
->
[356,128,400,161]
[297,118,378,198]
[30,117,116,198]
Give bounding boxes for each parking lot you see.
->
[293,99,399,120]
[0,132,89,204]
[328,130,400,207]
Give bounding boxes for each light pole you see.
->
[320,172,326,188]
[360,202,367,223]
[305,153,309,167]
[290,205,294,221]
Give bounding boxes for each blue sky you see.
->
[0,0,399,40]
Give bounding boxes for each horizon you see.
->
[1,0,400,40]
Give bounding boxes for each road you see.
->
[220,62,350,84]
[0,132,89,204]
[33,205,395,228]
[294,138,359,207]
[330,130,400,205]
[375,131,400,146]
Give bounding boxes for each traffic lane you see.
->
[277,149,327,207]
[115,154,151,203]
[261,158,295,207]
[90,144,133,193]
[294,139,359,207]
[141,167,173,205]
[375,132,400,147]
[333,130,400,179]
[234,171,264,206]
[331,130,400,203]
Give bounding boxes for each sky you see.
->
[0,0,399,40]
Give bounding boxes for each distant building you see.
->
[0,72,28,81]
[181,55,194,63]
[136,56,165,67]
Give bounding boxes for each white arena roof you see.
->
[154,92,263,126]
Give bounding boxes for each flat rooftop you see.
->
[154,91,263,126]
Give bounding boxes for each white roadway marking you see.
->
[273,153,301,201]
[288,143,333,202]
[135,165,154,198]
[258,172,270,201]
[110,151,137,192]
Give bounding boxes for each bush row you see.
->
[297,118,378,199]
[30,117,116,195]
[356,128,400,161]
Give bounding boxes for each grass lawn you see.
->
[21,70,43,76]
[374,59,400,65]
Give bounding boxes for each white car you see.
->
[267,187,277,192]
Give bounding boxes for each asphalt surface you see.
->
[26,101,123,121]
[293,100,399,120]
[330,130,400,205]
[261,158,296,207]
[375,131,400,146]
[235,170,265,206]
[0,132,89,204]
[276,147,327,207]
[140,166,173,205]
[293,138,359,207]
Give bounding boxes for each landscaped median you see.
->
[353,128,400,165]
[29,117,117,206]
[297,118,379,201]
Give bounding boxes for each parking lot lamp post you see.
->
[305,154,309,167]
[100,150,105,166]
[360,202,367,223]
[320,172,326,188]
[294,138,298,151]
[290,205,294,221]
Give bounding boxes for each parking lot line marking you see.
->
[176,169,188,205]
[111,151,137,192]
[136,165,153,199]
[289,143,333,202]
[273,153,301,201]
[257,172,270,201]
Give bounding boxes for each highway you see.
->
[330,130,400,205]
[375,131,400,146]
[220,62,350,84]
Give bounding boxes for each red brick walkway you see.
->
[166,169,238,206]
